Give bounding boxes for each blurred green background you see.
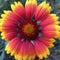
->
[0,0,60,60]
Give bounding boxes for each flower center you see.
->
[22,23,35,36]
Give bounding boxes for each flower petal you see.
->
[0,26,17,32]
[11,2,25,19]
[0,11,22,40]
[0,11,22,29]
[5,37,23,56]
[25,0,37,19]
[1,32,17,40]
[27,42,36,60]
[35,2,51,21]
[18,41,28,60]
[38,37,55,48]
[34,40,50,59]
[42,25,60,38]
[40,14,59,28]
[16,41,35,60]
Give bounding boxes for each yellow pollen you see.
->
[22,23,35,36]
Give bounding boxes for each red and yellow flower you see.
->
[0,0,60,60]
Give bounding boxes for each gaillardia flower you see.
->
[0,0,60,60]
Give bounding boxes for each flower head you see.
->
[0,0,60,60]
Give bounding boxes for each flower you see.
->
[0,0,60,60]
